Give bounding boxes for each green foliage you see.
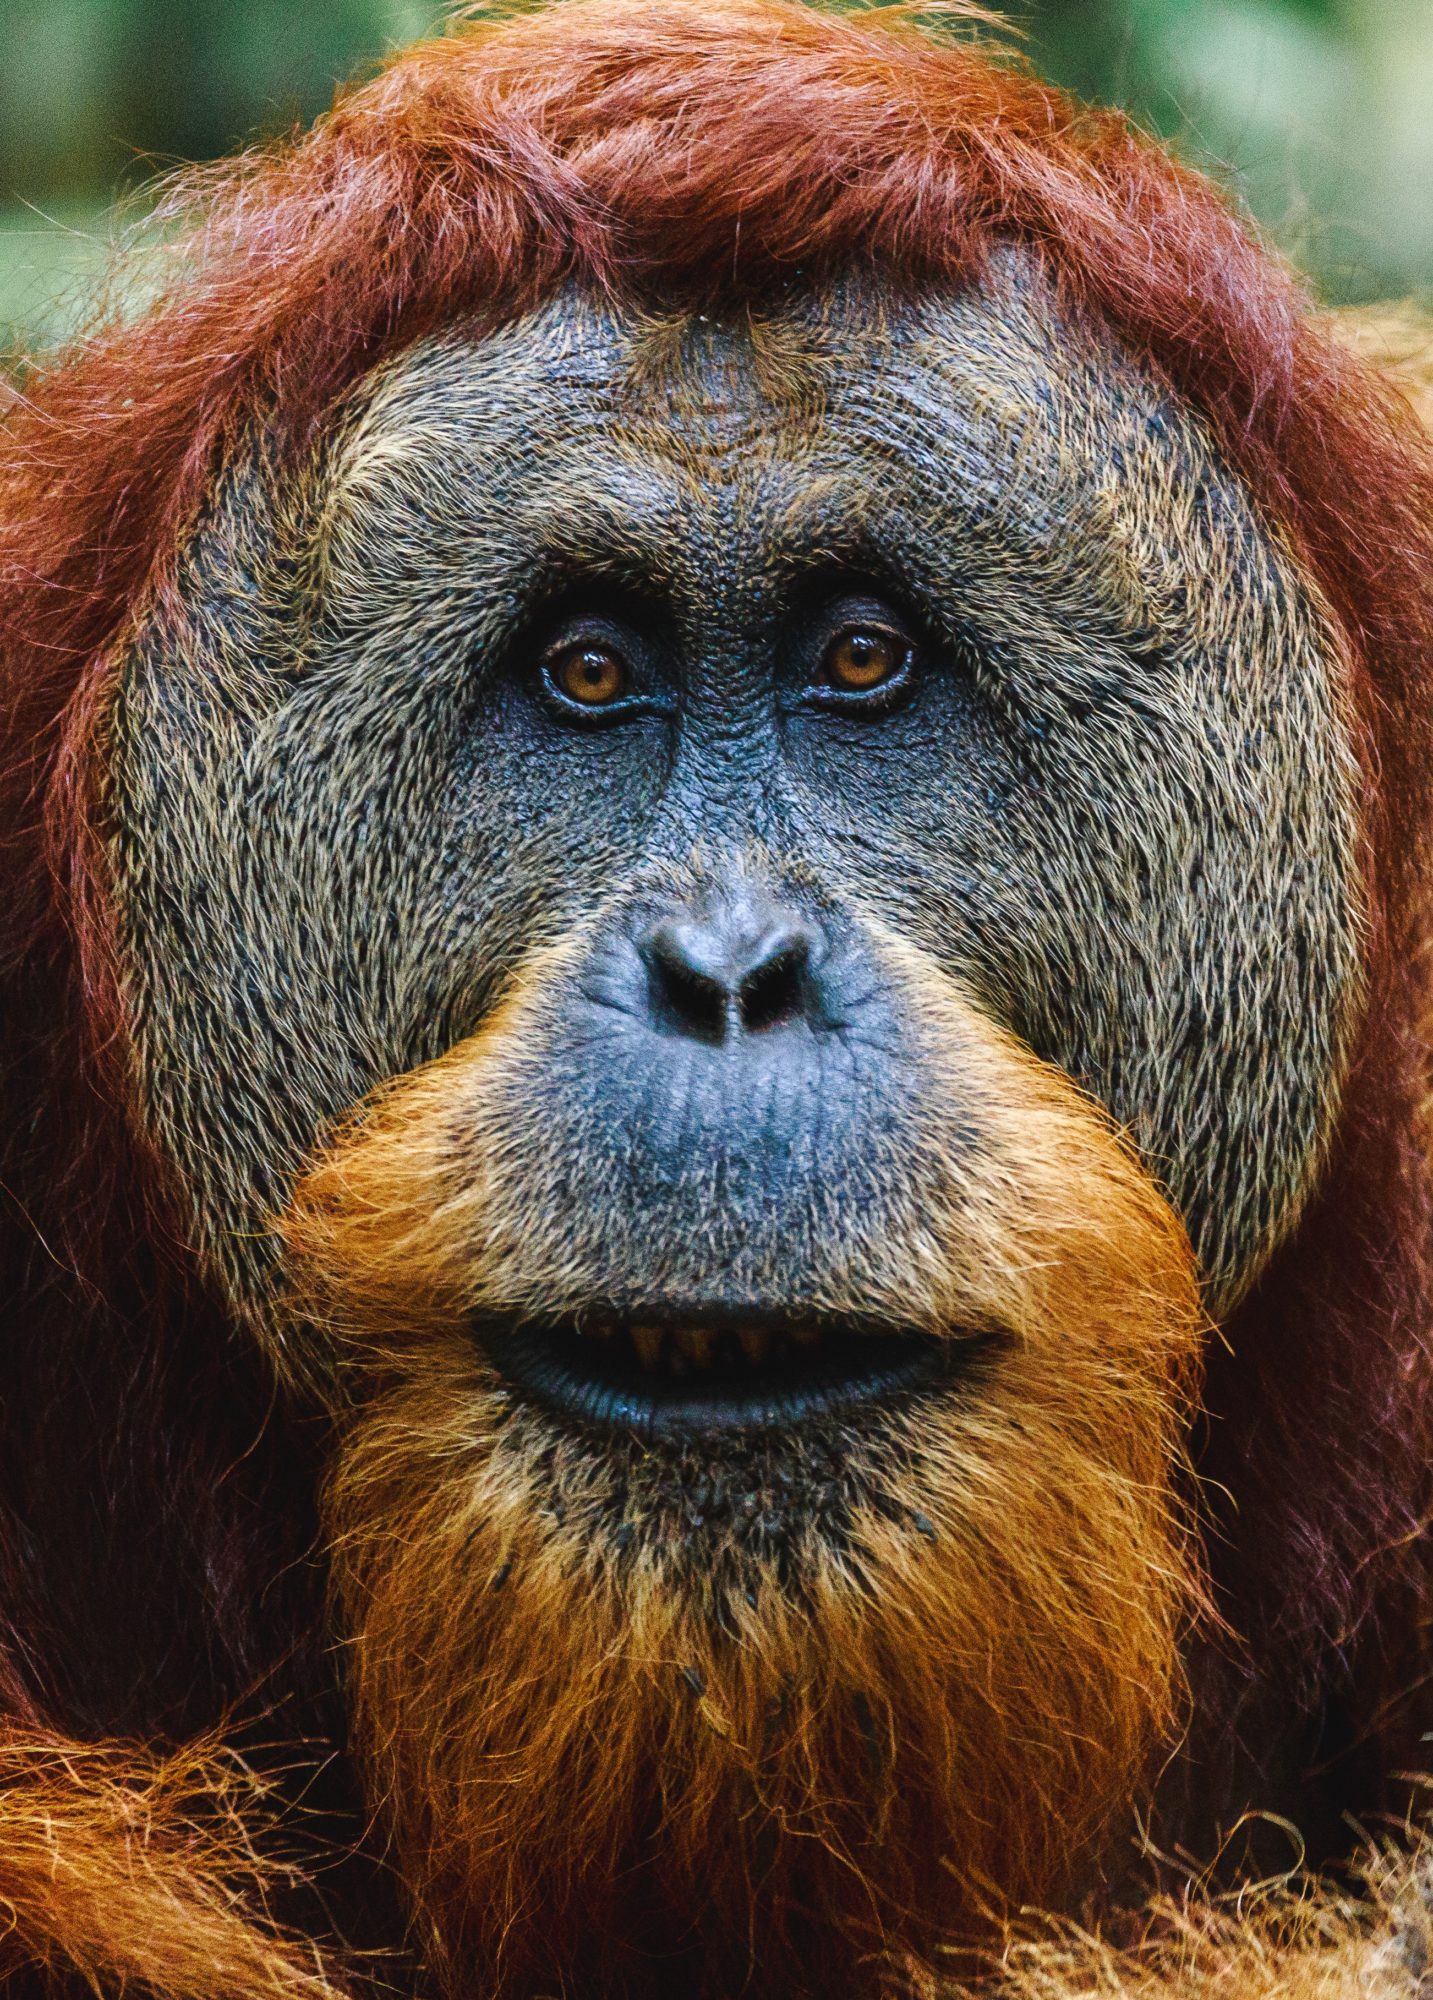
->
[0,0,440,197]
[0,0,1426,354]
[1025,0,1431,305]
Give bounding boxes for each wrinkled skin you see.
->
[114,259,1361,1331]
[104,258,1368,1995]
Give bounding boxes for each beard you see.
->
[289,942,1206,1999]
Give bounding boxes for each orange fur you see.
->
[0,2,1428,1989]
[970,1842,1433,1998]
[0,1730,347,1998]
[288,936,1207,1998]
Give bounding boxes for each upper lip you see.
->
[476,1313,987,1440]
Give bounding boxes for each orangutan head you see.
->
[103,259,1366,1990]
[5,5,1430,1998]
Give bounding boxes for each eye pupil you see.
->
[555,645,626,706]
[826,628,901,693]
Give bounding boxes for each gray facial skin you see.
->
[109,256,1363,1352]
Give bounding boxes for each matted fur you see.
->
[0,2,1430,1995]
[288,939,1205,1995]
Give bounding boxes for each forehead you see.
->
[325,262,1275,652]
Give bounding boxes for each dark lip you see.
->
[475,1316,987,1441]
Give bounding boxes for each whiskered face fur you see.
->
[106,260,1366,1994]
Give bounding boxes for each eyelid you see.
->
[822,589,905,627]
[539,614,631,664]
[805,657,914,713]
[536,615,670,724]
[821,593,915,655]
[795,596,918,712]
[827,618,909,656]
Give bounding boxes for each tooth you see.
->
[583,1316,614,1340]
[631,1323,664,1370]
[738,1325,770,1365]
[790,1323,820,1349]
[684,1326,714,1369]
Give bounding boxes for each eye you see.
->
[822,626,907,694]
[800,599,918,714]
[547,643,629,708]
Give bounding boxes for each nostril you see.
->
[647,926,730,1042]
[738,939,809,1033]
[641,907,820,1041]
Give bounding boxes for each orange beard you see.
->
[286,942,1206,2000]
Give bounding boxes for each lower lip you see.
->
[476,1322,981,1440]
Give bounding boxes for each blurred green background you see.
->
[1,0,1428,357]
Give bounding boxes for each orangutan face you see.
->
[108,260,1363,1997]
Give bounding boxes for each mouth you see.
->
[477,1313,983,1439]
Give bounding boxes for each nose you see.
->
[643,892,820,1041]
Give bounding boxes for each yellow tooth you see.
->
[738,1324,770,1365]
[790,1323,820,1349]
[583,1316,614,1340]
[684,1326,714,1369]
[631,1323,664,1370]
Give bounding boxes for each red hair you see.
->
[0,0,1430,1748]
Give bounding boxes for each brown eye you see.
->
[823,627,905,694]
[551,644,628,707]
